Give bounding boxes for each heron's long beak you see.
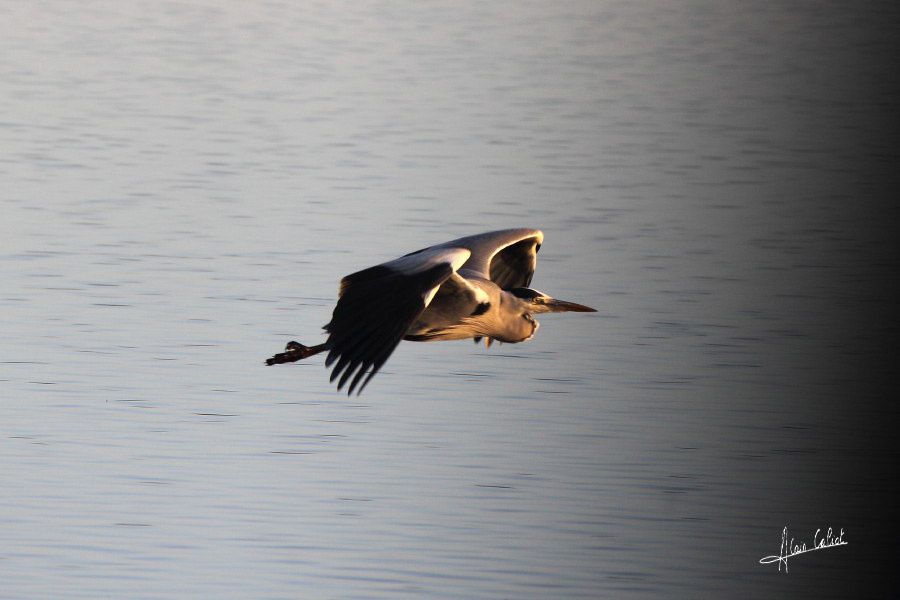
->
[534,297,597,313]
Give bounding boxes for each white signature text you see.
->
[759,526,847,572]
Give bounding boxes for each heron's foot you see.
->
[265,341,327,365]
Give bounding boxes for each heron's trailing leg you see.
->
[265,341,327,366]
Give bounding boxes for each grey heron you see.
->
[265,228,596,394]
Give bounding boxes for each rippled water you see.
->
[2,2,896,598]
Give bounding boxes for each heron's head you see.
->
[509,288,597,314]
[493,287,596,343]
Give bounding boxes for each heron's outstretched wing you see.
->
[324,247,470,394]
[435,228,543,290]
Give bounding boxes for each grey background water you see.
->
[2,2,897,598]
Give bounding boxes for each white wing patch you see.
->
[422,286,441,308]
[472,283,490,305]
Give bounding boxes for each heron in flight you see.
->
[265,228,595,394]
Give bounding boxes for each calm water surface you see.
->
[2,2,896,598]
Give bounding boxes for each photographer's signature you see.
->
[759,526,847,572]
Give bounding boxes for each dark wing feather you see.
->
[323,254,463,395]
[489,237,540,289]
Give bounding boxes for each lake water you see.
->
[1,2,896,598]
